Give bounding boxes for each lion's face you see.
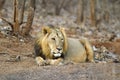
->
[42,27,66,58]
[47,29,64,58]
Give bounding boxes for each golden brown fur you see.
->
[34,26,94,66]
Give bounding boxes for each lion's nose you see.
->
[57,47,62,51]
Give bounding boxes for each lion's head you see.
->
[40,26,67,59]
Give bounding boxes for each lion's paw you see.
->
[35,57,46,66]
[46,58,63,65]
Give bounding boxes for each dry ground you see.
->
[0,36,120,80]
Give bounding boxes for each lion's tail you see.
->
[80,38,95,62]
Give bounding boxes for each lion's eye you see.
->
[52,38,55,40]
[61,39,64,41]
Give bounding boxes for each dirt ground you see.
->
[0,36,120,80]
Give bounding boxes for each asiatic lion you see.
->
[34,26,94,66]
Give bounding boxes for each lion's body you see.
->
[34,26,94,66]
[65,38,87,62]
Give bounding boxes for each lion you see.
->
[34,26,94,66]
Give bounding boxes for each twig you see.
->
[0,17,13,27]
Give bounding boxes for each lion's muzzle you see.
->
[51,51,62,58]
[53,53,62,57]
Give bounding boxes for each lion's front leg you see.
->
[35,57,46,66]
[46,58,64,65]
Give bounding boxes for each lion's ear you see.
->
[42,26,51,35]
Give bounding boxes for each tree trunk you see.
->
[103,0,109,23]
[41,0,46,8]
[76,0,84,26]
[90,0,96,27]
[0,0,5,11]
[0,0,35,38]
[19,0,26,25]
[21,0,35,36]
[55,0,65,15]
[13,0,20,35]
